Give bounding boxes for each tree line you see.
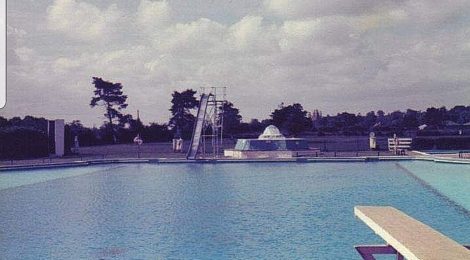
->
[1,77,469,158]
[312,106,470,137]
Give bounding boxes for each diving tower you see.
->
[186,87,226,159]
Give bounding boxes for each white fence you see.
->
[388,138,412,151]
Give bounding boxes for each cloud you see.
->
[229,16,264,49]
[4,0,470,125]
[14,47,35,62]
[136,0,171,31]
[158,18,227,55]
[7,26,28,65]
[52,57,81,72]
[264,0,405,19]
[228,16,279,53]
[7,25,27,38]
[47,0,123,41]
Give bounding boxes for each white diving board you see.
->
[354,206,470,260]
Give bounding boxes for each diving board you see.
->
[354,206,470,260]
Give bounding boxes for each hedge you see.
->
[0,127,48,159]
[412,136,470,150]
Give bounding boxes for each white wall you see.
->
[54,119,65,157]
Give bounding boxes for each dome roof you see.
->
[258,125,285,140]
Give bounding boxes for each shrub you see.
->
[412,137,470,150]
[0,127,48,159]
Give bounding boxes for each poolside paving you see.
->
[0,141,401,167]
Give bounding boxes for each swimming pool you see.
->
[399,161,470,212]
[0,161,469,259]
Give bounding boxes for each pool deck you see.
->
[0,152,468,172]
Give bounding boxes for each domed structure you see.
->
[258,125,285,140]
[224,125,320,159]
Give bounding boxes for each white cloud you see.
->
[4,0,470,125]
[47,0,122,41]
[7,26,28,65]
[136,0,171,31]
[158,18,227,55]
[7,25,27,38]
[229,16,264,49]
[53,57,81,72]
[14,47,35,62]
[264,0,404,19]
[279,19,319,51]
[228,16,279,53]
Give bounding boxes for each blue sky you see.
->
[4,0,470,126]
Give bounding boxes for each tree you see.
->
[0,116,7,127]
[0,127,48,159]
[271,103,311,136]
[120,114,144,137]
[335,112,358,128]
[362,111,377,129]
[142,123,172,142]
[129,116,144,134]
[424,107,446,126]
[68,120,84,136]
[403,109,419,128]
[67,120,99,147]
[169,89,199,139]
[90,77,128,143]
[220,102,242,135]
[448,105,470,124]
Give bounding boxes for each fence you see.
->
[387,138,412,151]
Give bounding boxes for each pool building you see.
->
[224,125,320,159]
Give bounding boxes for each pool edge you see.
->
[2,155,467,172]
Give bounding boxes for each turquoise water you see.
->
[0,162,469,259]
[399,161,470,212]
[0,165,115,190]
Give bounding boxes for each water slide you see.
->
[186,94,210,159]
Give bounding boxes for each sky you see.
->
[3,0,470,126]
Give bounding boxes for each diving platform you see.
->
[186,87,227,160]
[354,206,470,260]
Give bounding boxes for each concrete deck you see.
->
[1,153,468,171]
[355,206,470,260]
[0,155,420,171]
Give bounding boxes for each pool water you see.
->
[0,165,115,190]
[399,161,470,212]
[1,162,469,259]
